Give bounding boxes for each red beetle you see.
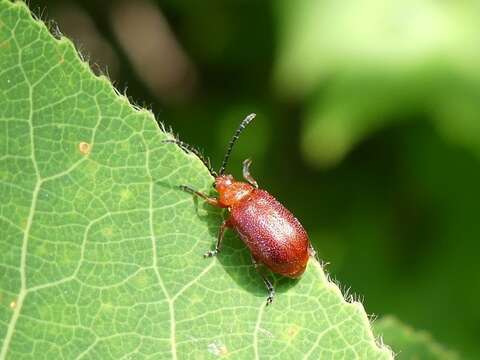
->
[165,114,316,305]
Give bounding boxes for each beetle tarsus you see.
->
[265,281,275,306]
[203,249,219,258]
[203,220,229,259]
[179,184,199,194]
[266,290,275,306]
[251,255,276,306]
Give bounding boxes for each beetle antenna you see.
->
[219,113,256,175]
[163,139,217,177]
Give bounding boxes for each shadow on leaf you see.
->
[158,178,301,302]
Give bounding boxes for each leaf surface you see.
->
[0,2,392,359]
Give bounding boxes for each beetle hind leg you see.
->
[264,278,275,306]
[251,256,276,306]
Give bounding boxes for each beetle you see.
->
[164,114,316,305]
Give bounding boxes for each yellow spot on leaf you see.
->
[190,294,202,305]
[34,243,48,257]
[133,272,149,288]
[283,324,300,341]
[121,142,130,151]
[10,301,16,309]
[120,189,132,201]
[102,227,113,237]
[78,141,91,155]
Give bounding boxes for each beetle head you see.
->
[214,174,234,193]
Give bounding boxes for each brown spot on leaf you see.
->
[78,141,91,155]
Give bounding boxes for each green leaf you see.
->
[0,1,392,358]
[374,316,459,360]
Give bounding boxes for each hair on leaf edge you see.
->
[18,0,162,136]
[317,261,394,358]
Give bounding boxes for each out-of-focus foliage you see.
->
[25,0,480,358]
[275,0,480,168]
[374,316,459,360]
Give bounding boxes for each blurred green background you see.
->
[29,0,480,358]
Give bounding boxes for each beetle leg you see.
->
[204,219,231,258]
[251,256,276,306]
[180,185,219,207]
[242,159,258,188]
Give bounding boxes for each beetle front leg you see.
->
[251,256,275,306]
[180,185,219,207]
[204,219,231,258]
[242,159,258,188]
